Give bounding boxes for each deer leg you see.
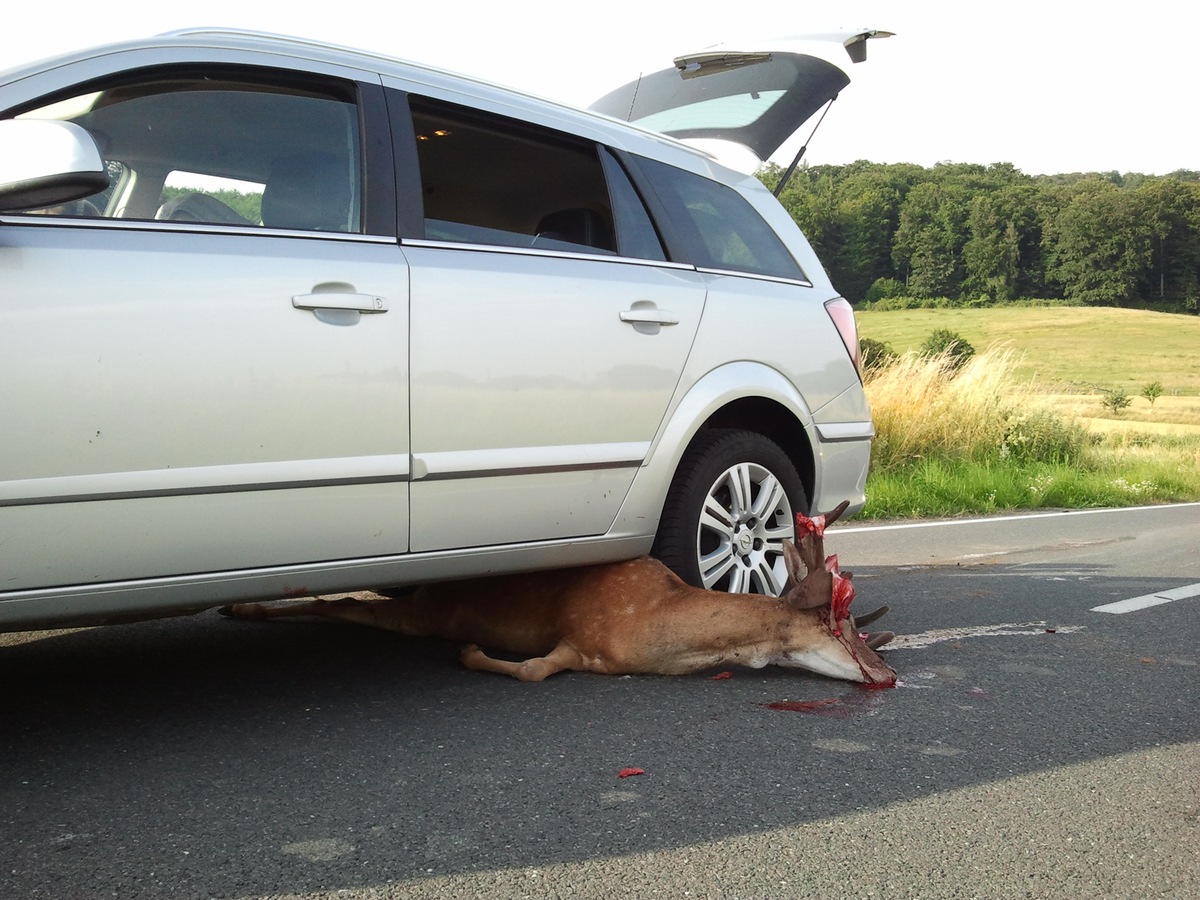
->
[222,596,380,626]
[460,642,586,682]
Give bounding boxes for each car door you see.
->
[590,31,892,169]
[0,63,411,593]
[386,90,707,552]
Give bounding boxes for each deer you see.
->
[222,500,896,685]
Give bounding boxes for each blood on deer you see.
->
[223,500,896,685]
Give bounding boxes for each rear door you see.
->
[0,61,411,593]
[386,89,707,552]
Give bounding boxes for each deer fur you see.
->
[224,501,896,685]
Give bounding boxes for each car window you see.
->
[409,97,619,256]
[598,148,667,262]
[634,155,806,280]
[590,51,850,165]
[12,73,362,233]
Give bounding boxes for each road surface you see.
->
[2,503,1197,898]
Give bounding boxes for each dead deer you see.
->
[223,501,896,685]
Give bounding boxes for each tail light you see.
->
[824,297,861,375]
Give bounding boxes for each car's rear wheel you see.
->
[652,429,808,597]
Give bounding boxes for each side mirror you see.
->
[0,119,108,213]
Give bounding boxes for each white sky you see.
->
[2,0,1193,176]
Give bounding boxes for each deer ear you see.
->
[782,539,806,588]
[782,540,832,611]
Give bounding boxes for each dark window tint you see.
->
[410,97,616,255]
[599,148,667,261]
[636,156,805,280]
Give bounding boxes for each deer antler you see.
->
[792,500,850,568]
[855,605,890,628]
[784,500,852,607]
[788,501,876,637]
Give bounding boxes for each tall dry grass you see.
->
[859,345,1200,517]
[864,346,1084,472]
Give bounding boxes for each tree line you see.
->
[760,161,1200,312]
[159,186,262,224]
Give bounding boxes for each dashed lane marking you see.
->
[1091,582,1200,614]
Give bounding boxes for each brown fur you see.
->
[226,548,896,684]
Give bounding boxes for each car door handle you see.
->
[292,292,388,313]
[619,308,679,326]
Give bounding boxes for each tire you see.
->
[652,429,809,597]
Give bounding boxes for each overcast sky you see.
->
[2,0,1192,176]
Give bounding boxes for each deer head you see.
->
[776,501,897,685]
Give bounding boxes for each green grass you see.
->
[863,454,1200,519]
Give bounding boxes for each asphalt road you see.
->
[2,503,1197,899]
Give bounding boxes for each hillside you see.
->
[856,307,1200,395]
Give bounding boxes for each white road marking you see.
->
[1091,583,1200,614]
[886,622,1086,650]
[834,501,1200,534]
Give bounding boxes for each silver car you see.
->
[0,29,878,630]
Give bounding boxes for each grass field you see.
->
[857,306,1200,395]
[852,307,1200,517]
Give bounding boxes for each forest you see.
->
[759,161,1200,312]
[164,161,1200,314]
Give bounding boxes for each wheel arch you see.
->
[609,361,818,540]
[697,397,814,510]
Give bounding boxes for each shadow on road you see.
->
[1,569,1195,898]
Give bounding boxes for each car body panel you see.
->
[404,244,706,551]
[0,223,411,591]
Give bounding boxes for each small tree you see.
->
[1100,388,1132,416]
[920,328,976,372]
[1140,381,1165,406]
[859,337,898,374]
